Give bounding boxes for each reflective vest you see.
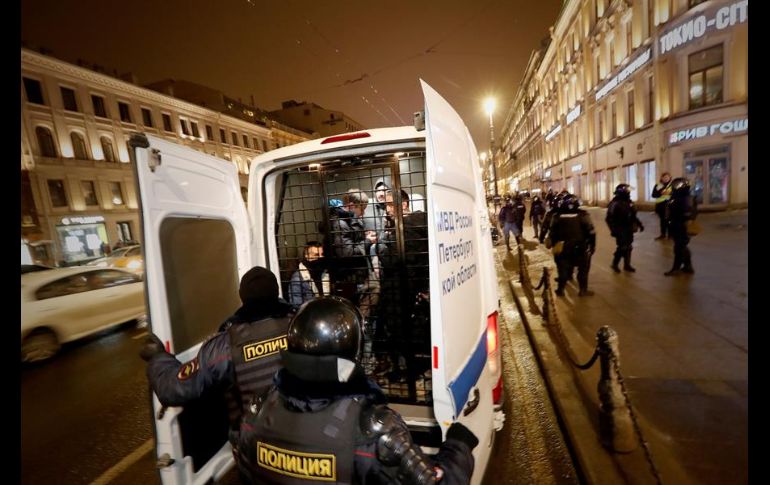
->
[654,182,672,204]
[245,390,362,484]
[228,316,291,421]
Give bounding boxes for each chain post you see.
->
[596,326,636,453]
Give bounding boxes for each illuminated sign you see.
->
[566,105,581,125]
[596,48,652,101]
[571,164,583,173]
[667,118,747,145]
[545,124,562,142]
[61,216,105,225]
[659,0,748,55]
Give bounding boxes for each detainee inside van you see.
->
[273,151,432,406]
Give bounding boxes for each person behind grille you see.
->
[288,241,330,308]
[139,266,295,473]
[235,296,479,485]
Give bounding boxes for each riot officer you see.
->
[606,184,644,273]
[664,178,696,276]
[539,191,567,244]
[139,266,294,455]
[548,194,597,296]
[236,296,479,484]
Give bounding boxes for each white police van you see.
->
[133,81,504,484]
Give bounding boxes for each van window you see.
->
[159,217,241,351]
[272,151,431,405]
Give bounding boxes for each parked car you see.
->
[109,246,144,273]
[85,244,140,268]
[21,264,55,274]
[21,266,146,363]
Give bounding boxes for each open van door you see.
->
[421,81,500,483]
[131,134,252,484]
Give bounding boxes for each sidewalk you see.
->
[500,209,748,485]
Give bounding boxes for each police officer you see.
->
[651,172,673,240]
[664,178,696,276]
[139,266,294,456]
[606,184,644,273]
[237,296,479,484]
[548,194,596,297]
[538,191,566,244]
[529,195,546,240]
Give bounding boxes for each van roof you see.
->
[250,126,424,165]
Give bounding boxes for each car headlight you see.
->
[127,260,143,270]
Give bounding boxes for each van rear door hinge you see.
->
[148,149,161,172]
[156,453,175,468]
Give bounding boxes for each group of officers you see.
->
[498,172,697,296]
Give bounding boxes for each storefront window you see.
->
[56,222,109,264]
[624,164,638,201]
[594,170,606,202]
[641,161,656,202]
[689,45,723,109]
[110,182,124,206]
[684,146,729,206]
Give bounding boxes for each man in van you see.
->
[236,296,479,484]
[139,266,294,459]
[287,240,329,308]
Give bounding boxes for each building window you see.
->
[101,136,116,162]
[689,44,723,110]
[647,76,655,123]
[109,182,124,205]
[641,160,656,201]
[180,118,190,136]
[231,132,239,146]
[162,113,173,132]
[649,0,655,34]
[91,95,107,118]
[47,179,68,207]
[626,23,633,55]
[36,126,57,157]
[117,221,133,242]
[611,101,617,139]
[141,108,154,127]
[205,125,213,140]
[71,132,89,160]
[60,87,78,112]
[628,90,635,131]
[220,128,227,144]
[118,102,132,123]
[689,0,707,7]
[303,109,311,116]
[253,138,259,150]
[595,56,601,84]
[81,180,98,206]
[262,140,268,151]
[191,121,200,138]
[23,77,45,105]
[598,109,604,144]
[243,134,249,148]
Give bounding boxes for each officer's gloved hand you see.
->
[639,223,645,232]
[139,333,166,361]
[446,422,479,451]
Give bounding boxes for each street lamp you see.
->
[484,97,499,209]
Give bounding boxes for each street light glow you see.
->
[479,152,487,162]
[484,97,496,116]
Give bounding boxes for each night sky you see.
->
[21,0,563,149]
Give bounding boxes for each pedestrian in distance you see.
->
[512,194,527,244]
[606,183,644,273]
[548,194,597,297]
[651,172,673,240]
[139,266,295,472]
[664,178,697,276]
[530,195,546,240]
[498,196,522,250]
[235,296,480,484]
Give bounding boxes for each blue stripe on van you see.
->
[447,332,487,416]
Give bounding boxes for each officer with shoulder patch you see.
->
[548,194,597,297]
[139,266,294,459]
[237,296,479,484]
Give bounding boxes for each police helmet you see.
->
[614,183,632,196]
[670,177,691,196]
[561,194,581,212]
[287,296,363,362]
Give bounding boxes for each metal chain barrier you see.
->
[610,352,665,485]
[517,245,542,315]
[514,254,663,483]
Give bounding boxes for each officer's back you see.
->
[236,296,480,484]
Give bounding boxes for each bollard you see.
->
[597,326,637,453]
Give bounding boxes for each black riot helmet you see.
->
[614,183,632,197]
[287,296,363,362]
[561,194,581,212]
[670,177,691,196]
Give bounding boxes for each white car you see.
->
[85,244,141,267]
[21,266,146,363]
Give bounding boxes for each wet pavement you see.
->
[501,206,748,485]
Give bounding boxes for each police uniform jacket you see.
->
[549,209,596,254]
[605,197,641,236]
[146,299,294,436]
[238,368,475,484]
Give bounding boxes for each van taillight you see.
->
[320,132,371,144]
[487,311,499,355]
[493,375,503,404]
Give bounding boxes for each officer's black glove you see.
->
[639,223,645,232]
[446,422,479,450]
[139,333,166,361]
